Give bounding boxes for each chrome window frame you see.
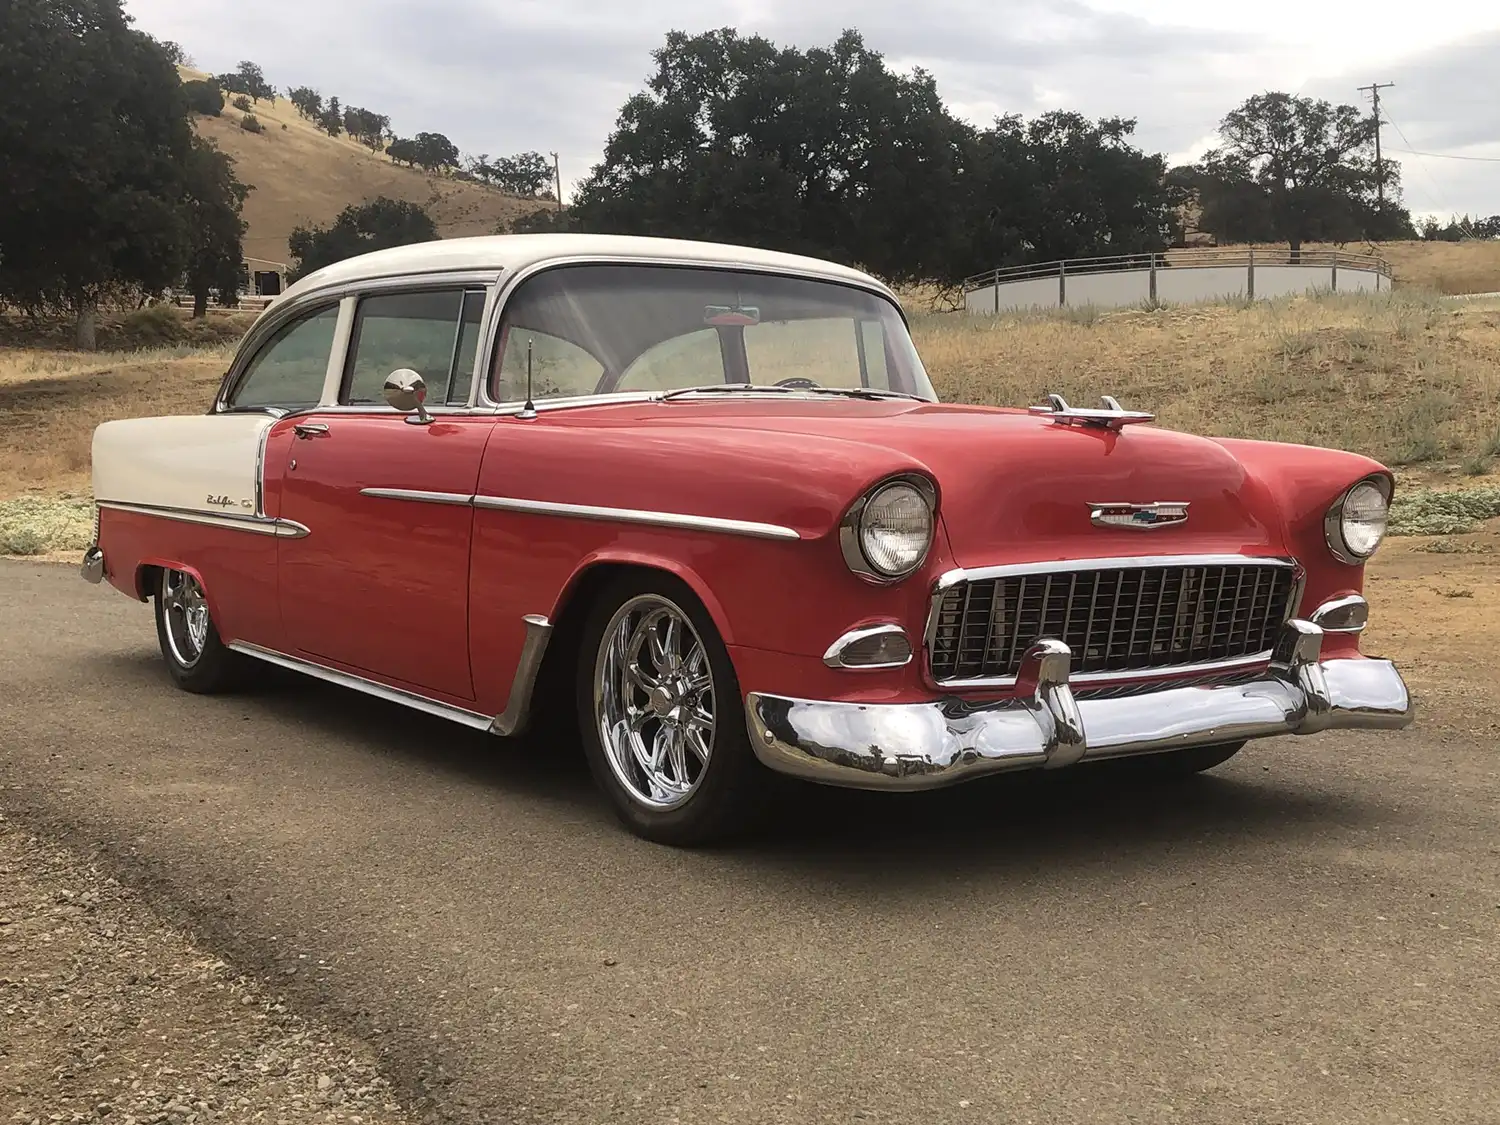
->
[212,298,349,416]
[922,554,1305,691]
[212,269,505,418]
[473,254,925,412]
[334,283,493,409]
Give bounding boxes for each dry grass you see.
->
[1206,241,1500,296]
[0,343,232,500]
[179,68,545,266]
[913,290,1500,470]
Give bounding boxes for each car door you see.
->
[275,286,490,701]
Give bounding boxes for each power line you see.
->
[1387,148,1500,163]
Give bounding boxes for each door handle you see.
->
[293,423,330,439]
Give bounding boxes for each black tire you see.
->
[153,568,247,695]
[576,571,770,846]
[1112,741,1247,778]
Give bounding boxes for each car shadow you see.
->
[89,650,1392,876]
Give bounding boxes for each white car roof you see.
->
[279,233,895,304]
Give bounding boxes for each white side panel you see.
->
[1338,268,1382,293]
[1157,266,1248,304]
[1255,265,1329,300]
[92,414,275,516]
[993,276,1064,313]
[1065,271,1151,308]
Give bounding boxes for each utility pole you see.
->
[551,152,562,209]
[1357,81,1394,207]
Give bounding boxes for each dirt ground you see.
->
[0,812,417,1124]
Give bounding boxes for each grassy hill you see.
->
[179,68,547,269]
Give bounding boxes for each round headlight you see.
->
[1327,478,1389,563]
[857,481,933,577]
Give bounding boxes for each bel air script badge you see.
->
[1090,501,1189,529]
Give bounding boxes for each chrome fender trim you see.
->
[97,500,310,538]
[228,642,495,730]
[489,614,553,737]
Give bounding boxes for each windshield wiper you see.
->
[800,386,925,402]
[658,383,795,401]
[658,383,923,403]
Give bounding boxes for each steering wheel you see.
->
[773,377,822,390]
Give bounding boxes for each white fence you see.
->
[964,248,1392,315]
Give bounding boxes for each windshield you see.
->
[489,264,937,404]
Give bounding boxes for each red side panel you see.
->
[96,507,280,649]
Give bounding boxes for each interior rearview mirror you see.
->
[383,369,433,425]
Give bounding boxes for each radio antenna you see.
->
[519,337,537,420]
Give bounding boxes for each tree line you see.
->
[0,0,251,347]
[6,9,1497,346]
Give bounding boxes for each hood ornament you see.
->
[1029,393,1154,430]
[1090,501,1190,530]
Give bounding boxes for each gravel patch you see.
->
[0,810,417,1125]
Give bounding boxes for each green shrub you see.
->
[1389,485,1500,536]
[0,497,94,556]
[182,79,224,117]
[117,304,187,348]
[232,93,253,112]
[240,113,263,134]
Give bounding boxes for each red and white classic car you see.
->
[83,234,1413,844]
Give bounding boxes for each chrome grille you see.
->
[927,560,1296,685]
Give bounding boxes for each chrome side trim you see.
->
[360,487,475,507]
[822,624,914,670]
[228,642,495,731]
[97,501,309,539]
[1309,594,1369,633]
[747,619,1414,792]
[472,494,801,541]
[489,614,553,737]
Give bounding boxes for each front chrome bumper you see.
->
[746,620,1413,791]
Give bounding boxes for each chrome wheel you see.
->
[162,570,210,669]
[594,594,716,811]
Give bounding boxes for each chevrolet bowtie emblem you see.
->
[1089,501,1190,529]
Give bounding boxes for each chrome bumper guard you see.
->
[746,619,1413,791]
[80,546,105,584]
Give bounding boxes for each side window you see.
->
[742,317,888,389]
[858,319,891,389]
[230,305,339,409]
[446,291,487,405]
[343,289,479,405]
[616,329,725,392]
[493,330,604,402]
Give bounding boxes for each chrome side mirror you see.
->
[383,368,432,425]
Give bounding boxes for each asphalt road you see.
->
[3,558,1498,1125]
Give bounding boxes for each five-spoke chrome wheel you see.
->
[594,594,716,811]
[161,569,211,669]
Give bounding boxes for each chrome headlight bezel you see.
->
[839,474,937,583]
[1324,475,1392,565]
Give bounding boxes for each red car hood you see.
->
[561,399,1285,566]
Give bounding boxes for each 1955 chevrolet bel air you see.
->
[82,233,1413,844]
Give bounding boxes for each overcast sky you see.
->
[125,0,1500,222]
